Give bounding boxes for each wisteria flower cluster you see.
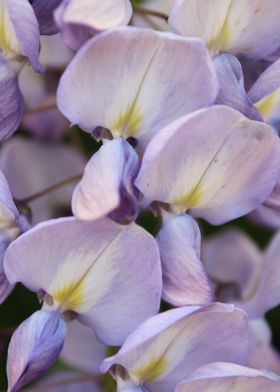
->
[1,0,280,391]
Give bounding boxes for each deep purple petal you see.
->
[0,59,23,142]
[7,310,67,392]
[31,0,62,35]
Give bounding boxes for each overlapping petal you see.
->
[169,0,280,59]
[72,138,139,222]
[31,0,62,35]
[248,58,280,123]
[55,0,132,50]
[156,213,212,306]
[0,0,43,140]
[0,170,23,303]
[252,171,280,228]
[176,362,280,391]
[247,319,280,373]
[214,54,262,120]
[202,229,262,303]
[132,0,172,31]
[252,204,280,228]
[247,231,280,317]
[57,27,218,150]
[101,303,248,392]
[135,105,280,224]
[203,228,280,318]
[4,217,162,345]
[6,0,43,72]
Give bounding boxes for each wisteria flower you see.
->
[252,173,280,228]
[202,228,280,372]
[101,303,248,392]
[169,0,280,59]
[72,138,139,222]
[55,0,133,50]
[202,229,280,319]
[4,217,162,390]
[57,26,218,151]
[1,1,280,390]
[135,105,280,305]
[0,0,43,141]
[0,170,29,303]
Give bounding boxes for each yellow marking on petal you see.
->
[208,20,231,54]
[52,279,84,311]
[0,20,8,50]
[111,101,142,138]
[0,0,20,57]
[132,356,168,382]
[173,186,204,212]
[255,87,280,119]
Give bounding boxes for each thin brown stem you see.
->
[25,99,57,114]
[132,4,168,21]
[18,173,83,204]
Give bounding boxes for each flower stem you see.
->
[18,173,83,204]
[25,98,57,114]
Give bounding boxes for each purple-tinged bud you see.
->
[7,310,67,392]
